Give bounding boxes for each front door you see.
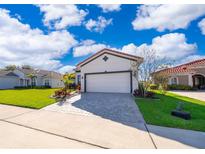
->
[193,75,205,89]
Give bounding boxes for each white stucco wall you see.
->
[79,53,140,93]
[13,70,25,78]
[50,78,64,88]
[0,76,19,89]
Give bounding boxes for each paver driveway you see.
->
[43,93,145,128]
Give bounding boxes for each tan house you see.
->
[154,58,205,89]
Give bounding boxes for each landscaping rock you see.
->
[171,110,191,120]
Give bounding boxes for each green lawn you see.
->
[0,89,58,109]
[136,91,205,132]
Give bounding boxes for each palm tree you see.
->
[62,73,75,91]
[27,73,36,88]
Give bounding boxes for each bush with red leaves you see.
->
[144,91,155,98]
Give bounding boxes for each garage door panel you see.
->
[86,72,130,93]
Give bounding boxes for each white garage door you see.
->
[86,72,131,93]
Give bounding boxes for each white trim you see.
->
[188,74,193,86]
[192,73,205,77]
[77,49,143,68]
[169,77,178,85]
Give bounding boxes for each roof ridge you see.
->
[173,58,205,68]
[77,48,143,67]
[154,58,205,74]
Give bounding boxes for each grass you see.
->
[136,91,205,132]
[0,89,58,109]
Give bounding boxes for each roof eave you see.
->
[76,48,143,68]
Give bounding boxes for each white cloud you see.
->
[121,43,139,55]
[97,4,121,13]
[73,33,197,60]
[132,5,205,31]
[0,8,77,71]
[121,33,197,60]
[58,65,75,74]
[85,16,112,33]
[198,18,205,35]
[38,4,87,29]
[179,54,205,65]
[73,40,107,57]
[151,33,197,59]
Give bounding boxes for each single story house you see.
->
[75,48,143,93]
[153,58,205,89]
[0,68,64,89]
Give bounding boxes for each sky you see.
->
[0,4,205,73]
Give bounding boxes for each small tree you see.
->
[4,65,17,71]
[138,47,173,89]
[62,73,75,91]
[22,65,32,69]
[152,72,169,95]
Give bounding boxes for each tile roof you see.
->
[155,58,205,74]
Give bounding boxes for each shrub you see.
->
[133,89,142,97]
[133,83,147,97]
[52,88,71,101]
[168,84,194,90]
[134,89,155,98]
[33,85,51,89]
[149,84,158,90]
[14,86,31,89]
[68,83,76,89]
[76,84,81,92]
[14,85,51,89]
[145,91,155,98]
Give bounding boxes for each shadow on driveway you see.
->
[71,92,145,129]
[69,92,205,149]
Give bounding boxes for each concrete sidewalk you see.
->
[0,104,98,148]
[0,121,96,148]
[0,104,34,120]
[0,104,205,148]
[170,90,205,101]
[147,125,205,149]
[6,110,154,148]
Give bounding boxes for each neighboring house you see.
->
[75,48,143,93]
[153,58,205,89]
[0,68,64,89]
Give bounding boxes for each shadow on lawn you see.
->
[157,92,205,112]
[70,92,205,148]
[147,92,205,148]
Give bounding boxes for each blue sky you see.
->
[0,4,205,73]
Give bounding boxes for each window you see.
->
[171,77,177,85]
[20,79,24,86]
[26,80,29,86]
[77,75,81,85]
[31,78,36,86]
[45,80,50,86]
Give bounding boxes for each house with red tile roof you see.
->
[153,58,205,89]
